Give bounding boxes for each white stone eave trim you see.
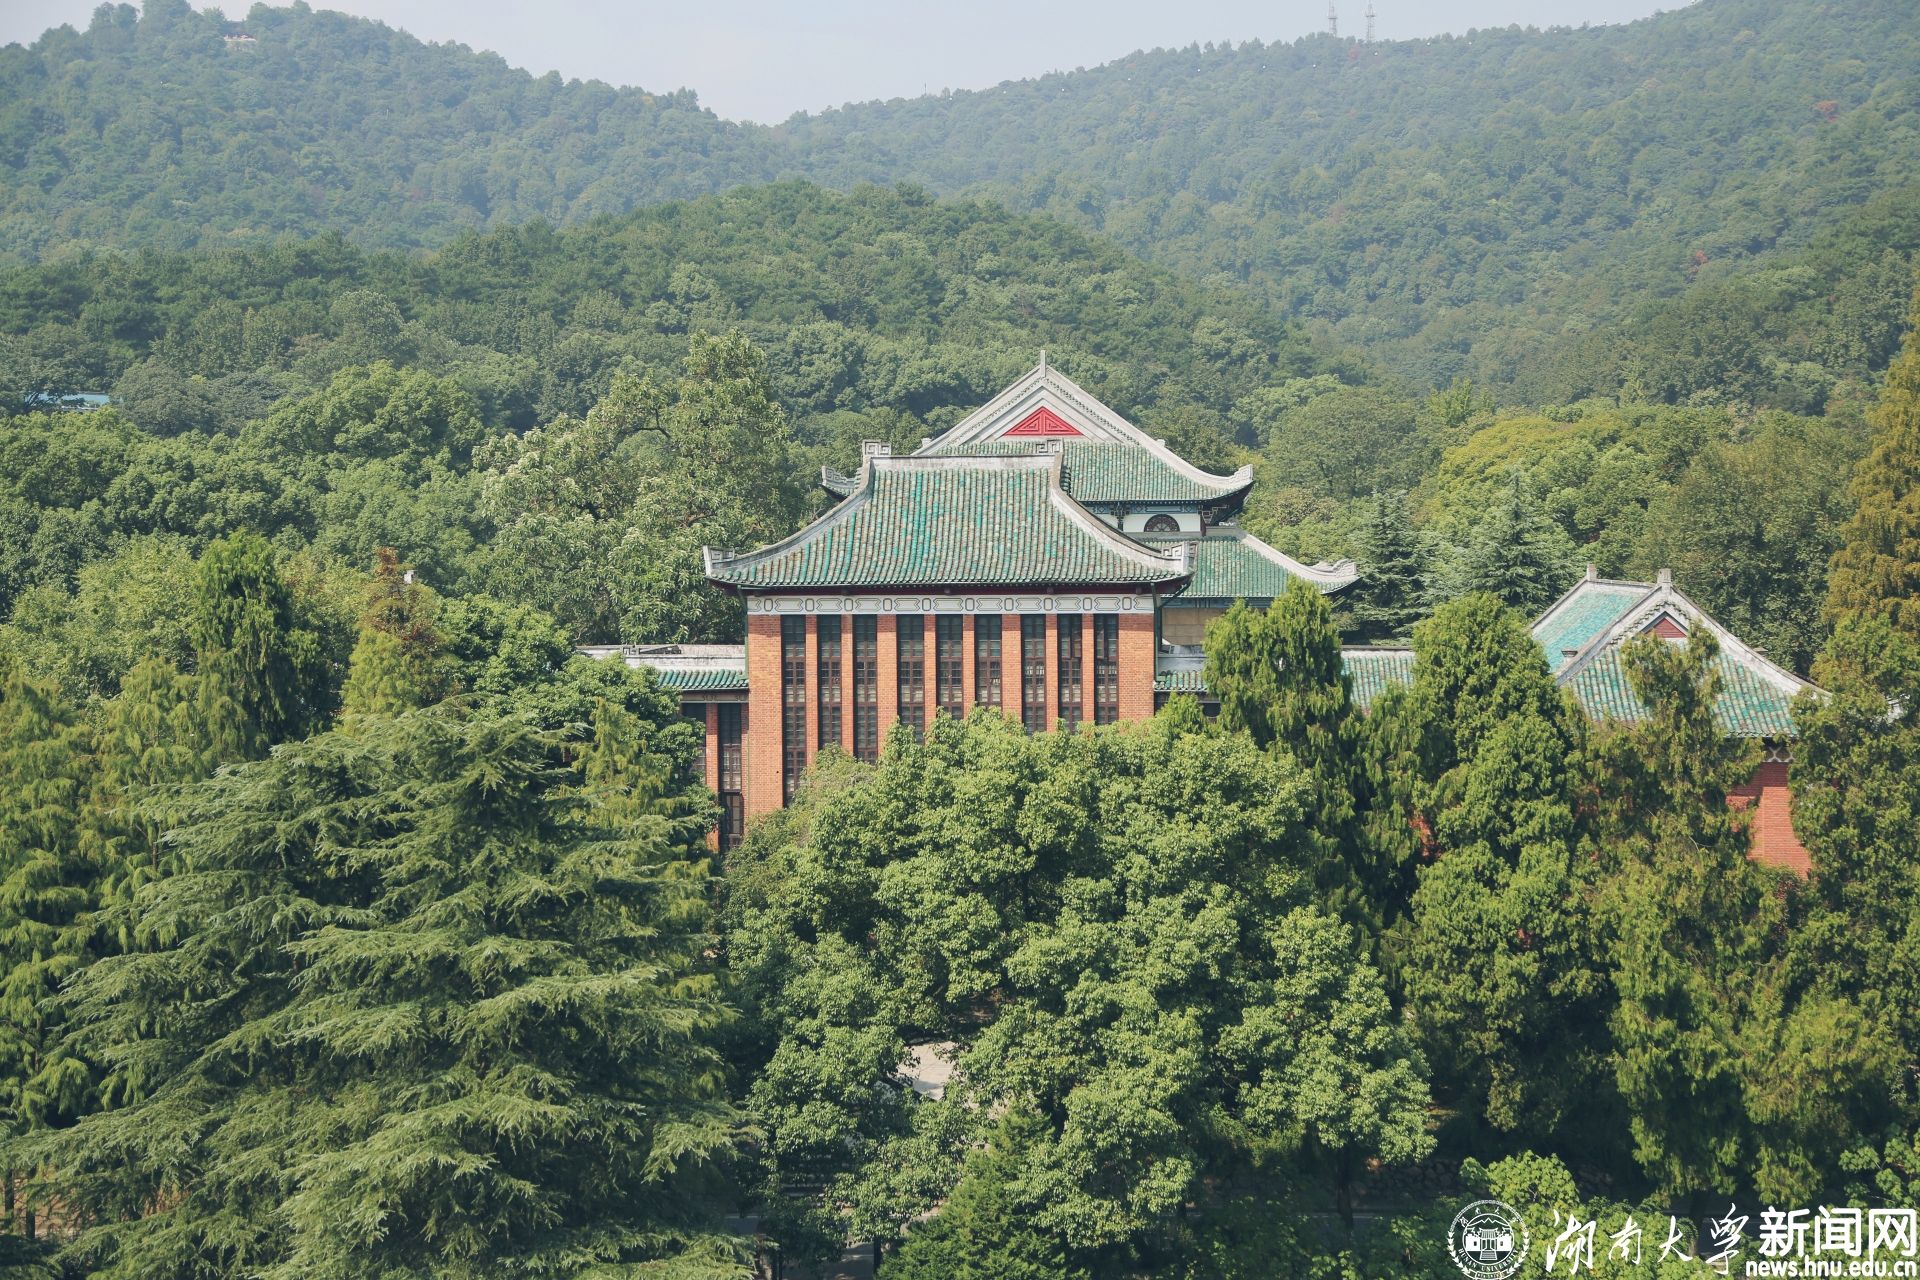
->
[744,591,1159,615]
[1228,526,1360,590]
[1140,526,1359,594]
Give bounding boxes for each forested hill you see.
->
[0,0,769,255]
[3,0,1918,395]
[787,0,1920,395]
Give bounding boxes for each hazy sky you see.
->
[4,0,1673,123]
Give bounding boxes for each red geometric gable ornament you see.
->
[1002,406,1081,437]
[1642,612,1688,640]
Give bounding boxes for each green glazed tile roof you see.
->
[1535,581,1653,673]
[921,439,1249,505]
[1150,530,1357,602]
[1342,648,1416,710]
[1154,668,1210,694]
[1563,649,1800,737]
[575,645,749,692]
[707,456,1190,590]
[645,663,749,692]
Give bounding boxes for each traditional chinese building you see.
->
[582,360,1816,872]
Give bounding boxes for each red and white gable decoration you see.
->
[1642,612,1688,640]
[1001,406,1081,438]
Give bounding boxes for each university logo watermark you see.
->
[1450,1199,1530,1279]
[1443,1201,1920,1277]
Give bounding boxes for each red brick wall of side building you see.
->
[744,613,783,820]
[1118,609,1157,723]
[703,701,720,851]
[1729,758,1811,876]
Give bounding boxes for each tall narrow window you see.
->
[781,616,807,802]
[1094,614,1120,725]
[897,615,926,738]
[1020,615,1048,732]
[936,616,965,720]
[975,615,1002,708]
[1057,614,1083,728]
[853,615,879,762]
[817,616,843,749]
[717,702,744,850]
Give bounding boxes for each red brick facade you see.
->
[1731,757,1811,875]
[736,605,1157,819]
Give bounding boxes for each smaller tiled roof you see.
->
[921,440,1251,506]
[1151,528,1359,602]
[1154,668,1211,694]
[1562,649,1799,738]
[577,644,748,692]
[1342,648,1415,710]
[707,454,1191,591]
[821,466,858,498]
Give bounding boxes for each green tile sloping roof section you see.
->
[574,645,748,692]
[645,663,749,692]
[1543,575,1817,738]
[1534,579,1654,673]
[1562,649,1799,738]
[706,454,1191,590]
[1154,667,1210,694]
[1150,529,1358,601]
[920,440,1251,505]
[1342,648,1416,710]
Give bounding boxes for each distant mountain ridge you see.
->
[3,0,1917,393]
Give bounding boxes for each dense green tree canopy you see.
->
[724,709,1430,1269]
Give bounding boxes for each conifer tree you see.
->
[1440,470,1580,617]
[1204,582,1384,932]
[1592,631,1771,1201]
[1595,631,1894,1206]
[1825,284,1920,640]
[190,533,333,751]
[1343,489,1430,643]
[340,548,449,716]
[0,663,98,1201]
[20,701,742,1280]
[1400,594,1606,1139]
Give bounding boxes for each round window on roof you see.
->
[1143,514,1180,533]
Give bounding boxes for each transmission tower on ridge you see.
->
[1327,2,1338,38]
[1365,3,1376,43]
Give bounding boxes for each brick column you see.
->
[703,702,720,792]
[840,613,856,754]
[1082,613,1097,730]
[926,613,941,729]
[745,611,783,819]
[961,612,977,712]
[877,613,899,744]
[1118,608,1157,723]
[1002,615,1024,721]
[1043,611,1060,732]
[703,701,721,852]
